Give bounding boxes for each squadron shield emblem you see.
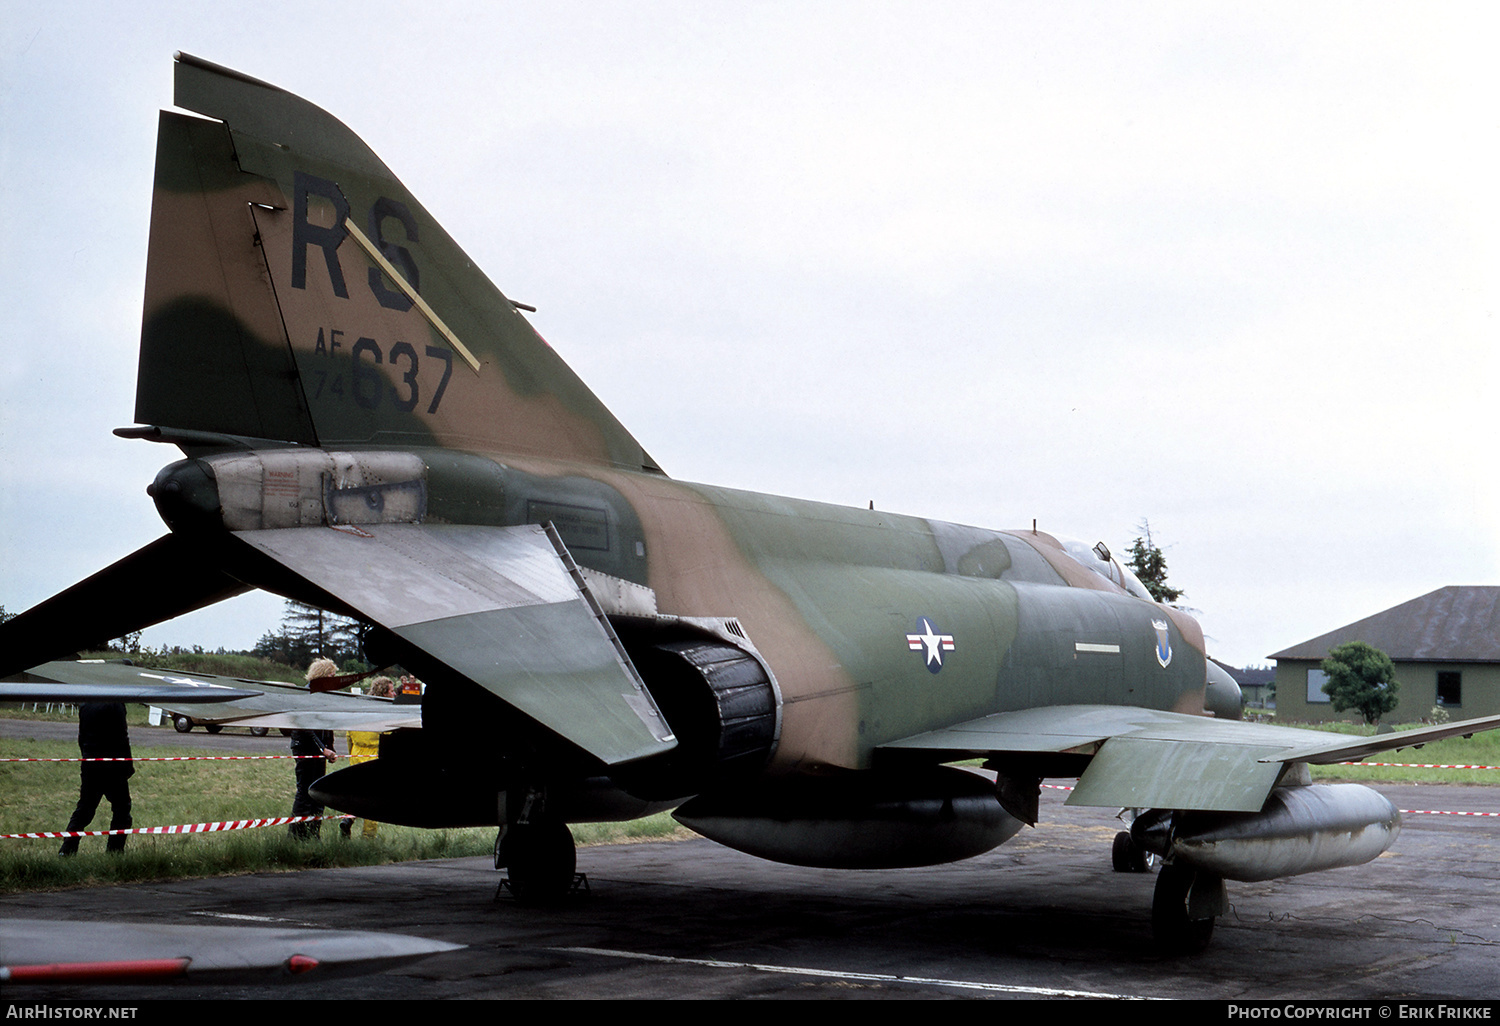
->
[1152,619,1173,668]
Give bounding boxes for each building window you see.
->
[1307,668,1330,703]
[1437,671,1462,707]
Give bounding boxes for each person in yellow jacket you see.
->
[341,676,394,839]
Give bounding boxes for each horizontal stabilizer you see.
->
[233,523,676,765]
[0,536,249,679]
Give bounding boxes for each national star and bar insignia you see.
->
[906,618,955,674]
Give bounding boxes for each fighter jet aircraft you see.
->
[6,53,1496,953]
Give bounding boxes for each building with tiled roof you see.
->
[1269,586,1500,722]
[1211,658,1275,708]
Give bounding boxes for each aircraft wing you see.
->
[230,522,677,765]
[5,661,421,733]
[878,704,1500,813]
[141,676,420,732]
[3,661,263,705]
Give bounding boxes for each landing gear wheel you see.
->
[1112,830,1154,872]
[173,716,193,733]
[205,723,223,734]
[503,820,576,906]
[1152,864,1216,954]
[250,727,269,737]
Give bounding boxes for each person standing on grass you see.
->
[58,702,134,856]
[288,658,339,840]
[341,675,394,838]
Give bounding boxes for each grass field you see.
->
[1300,720,1500,784]
[0,717,690,894]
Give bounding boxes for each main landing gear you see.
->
[1111,828,1222,953]
[1150,863,1224,954]
[495,818,581,905]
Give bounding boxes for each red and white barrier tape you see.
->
[0,754,329,762]
[1336,761,1498,770]
[2,814,337,840]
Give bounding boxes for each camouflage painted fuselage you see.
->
[425,454,1211,774]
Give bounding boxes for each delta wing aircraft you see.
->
[6,53,1497,953]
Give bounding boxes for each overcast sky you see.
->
[3,2,1497,670]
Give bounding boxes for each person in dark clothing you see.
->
[287,727,338,839]
[288,658,340,839]
[59,702,134,855]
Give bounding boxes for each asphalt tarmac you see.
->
[0,716,290,752]
[4,719,1499,1001]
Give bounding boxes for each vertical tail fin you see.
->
[136,53,662,474]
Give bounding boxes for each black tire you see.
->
[505,820,576,906]
[173,716,193,733]
[1112,830,1152,873]
[250,727,269,737]
[205,723,223,734]
[1152,864,1215,954]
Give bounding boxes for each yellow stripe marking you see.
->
[343,219,481,374]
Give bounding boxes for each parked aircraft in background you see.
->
[8,660,420,734]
